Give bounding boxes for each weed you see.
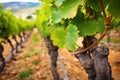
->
[31,33,40,45]
[24,48,40,59]
[18,68,33,80]
[32,60,40,65]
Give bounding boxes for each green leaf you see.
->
[41,21,50,36]
[66,24,79,51]
[109,0,120,18]
[86,0,101,11]
[49,23,63,35]
[40,0,53,3]
[36,3,51,36]
[50,24,79,51]
[60,0,81,19]
[70,10,102,36]
[51,28,67,48]
[72,19,99,36]
[97,18,105,34]
[79,20,99,36]
[39,3,51,22]
[86,0,110,11]
[70,9,84,26]
[51,8,61,23]
[55,0,65,7]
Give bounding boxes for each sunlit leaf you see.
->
[55,0,65,7]
[60,0,81,19]
[51,28,67,48]
[66,24,79,51]
[51,8,61,23]
[40,0,53,3]
[36,3,51,36]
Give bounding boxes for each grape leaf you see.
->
[51,8,61,23]
[70,9,84,25]
[86,0,101,11]
[50,24,79,51]
[97,18,105,34]
[60,0,81,19]
[49,23,63,33]
[41,21,50,36]
[109,0,120,18]
[79,20,99,36]
[36,3,51,36]
[36,4,51,26]
[66,24,79,51]
[50,28,67,48]
[55,0,65,7]
[0,10,19,38]
[39,3,51,22]
[40,0,53,3]
[71,10,102,36]
[86,0,110,11]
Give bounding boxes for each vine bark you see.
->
[0,43,5,72]
[44,36,61,80]
[75,36,112,80]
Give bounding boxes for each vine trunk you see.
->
[75,36,112,80]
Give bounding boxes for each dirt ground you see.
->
[0,29,120,80]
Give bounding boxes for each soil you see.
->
[0,29,120,80]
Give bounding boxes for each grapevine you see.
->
[36,0,120,80]
[0,4,34,72]
[0,0,120,79]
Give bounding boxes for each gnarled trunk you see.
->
[12,35,19,53]
[91,46,112,80]
[75,36,112,80]
[0,43,5,72]
[18,34,23,45]
[44,36,61,80]
[18,34,24,48]
[7,38,16,60]
[22,32,26,41]
[75,53,96,80]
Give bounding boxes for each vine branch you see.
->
[72,0,112,55]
